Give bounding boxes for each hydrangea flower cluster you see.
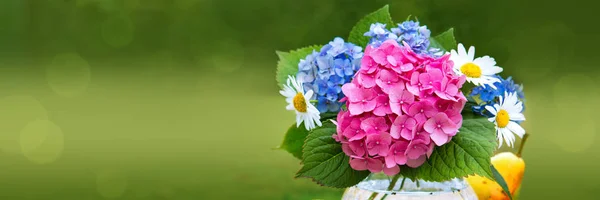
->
[296,37,363,113]
[364,21,441,56]
[333,40,467,175]
[470,75,525,117]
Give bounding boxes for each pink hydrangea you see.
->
[334,40,466,176]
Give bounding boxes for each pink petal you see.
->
[342,144,354,157]
[341,83,361,102]
[361,100,377,113]
[350,158,368,171]
[347,102,365,116]
[380,132,391,142]
[387,55,397,66]
[441,120,457,134]
[401,128,415,140]
[394,154,408,165]
[360,56,378,74]
[349,141,366,157]
[385,155,397,168]
[423,117,437,134]
[371,49,387,65]
[367,158,384,173]
[373,95,392,116]
[406,155,427,168]
[390,115,407,139]
[446,84,459,96]
[430,131,450,146]
[383,165,400,176]
[427,142,435,158]
[357,72,377,88]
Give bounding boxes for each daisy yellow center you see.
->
[293,92,307,113]
[460,63,482,78]
[495,109,509,128]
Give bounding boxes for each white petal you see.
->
[514,101,524,113]
[314,116,323,127]
[501,128,515,148]
[286,104,295,111]
[481,66,503,75]
[509,112,526,121]
[457,43,467,58]
[330,119,338,126]
[296,113,303,127]
[485,105,498,115]
[467,46,475,61]
[504,129,515,147]
[304,117,312,130]
[498,94,505,107]
[450,50,459,60]
[473,56,496,66]
[305,90,314,100]
[488,117,495,123]
[507,122,526,137]
[496,129,504,148]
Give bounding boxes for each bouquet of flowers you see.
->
[276,5,527,199]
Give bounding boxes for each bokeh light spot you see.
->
[96,170,128,199]
[19,120,64,164]
[46,53,91,98]
[101,14,135,48]
[0,96,48,154]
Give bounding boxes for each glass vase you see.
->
[342,173,478,200]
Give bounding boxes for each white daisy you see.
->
[450,43,503,88]
[280,75,322,130]
[485,92,526,148]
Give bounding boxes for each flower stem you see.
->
[368,190,378,200]
[368,174,402,200]
[387,174,402,191]
[517,133,529,157]
[398,177,407,191]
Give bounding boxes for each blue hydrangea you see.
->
[364,23,397,47]
[470,76,525,117]
[364,21,442,56]
[296,37,363,113]
[391,21,438,55]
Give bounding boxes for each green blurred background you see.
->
[0,0,598,199]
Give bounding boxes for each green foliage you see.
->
[275,45,322,89]
[278,123,310,160]
[491,165,513,200]
[348,5,394,48]
[320,112,338,121]
[429,28,457,52]
[411,117,497,182]
[462,101,478,120]
[295,122,370,188]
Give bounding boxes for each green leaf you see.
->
[276,45,322,89]
[278,123,310,160]
[320,112,338,121]
[415,117,497,182]
[398,165,419,181]
[491,165,513,200]
[348,5,394,48]
[461,101,478,120]
[295,121,370,188]
[429,28,457,52]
